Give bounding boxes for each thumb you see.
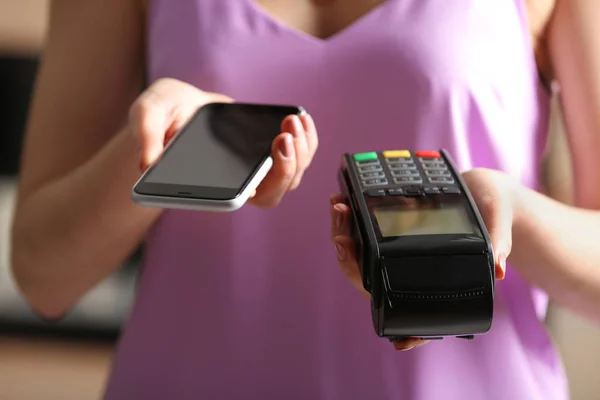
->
[129,91,173,171]
[204,92,234,104]
[475,191,513,280]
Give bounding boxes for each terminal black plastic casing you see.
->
[338,149,495,342]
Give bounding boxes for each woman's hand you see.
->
[130,78,318,208]
[329,168,519,351]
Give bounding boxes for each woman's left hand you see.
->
[329,167,519,351]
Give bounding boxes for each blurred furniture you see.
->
[0,335,114,400]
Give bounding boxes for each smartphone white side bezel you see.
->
[130,156,273,212]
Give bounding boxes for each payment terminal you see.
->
[338,149,495,342]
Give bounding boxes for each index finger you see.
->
[330,202,352,239]
[330,193,345,206]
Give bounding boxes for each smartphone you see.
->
[131,102,306,212]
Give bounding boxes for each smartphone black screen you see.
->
[134,102,302,200]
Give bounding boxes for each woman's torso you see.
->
[104,1,567,399]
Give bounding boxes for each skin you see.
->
[10,0,597,359]
[10,2,317,319]
[331,0,600,350]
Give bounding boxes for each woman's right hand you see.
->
[130,78,318,208]
[329,194,430,352]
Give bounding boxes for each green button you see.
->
[353,152,378,162]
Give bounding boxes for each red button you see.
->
[416,151,440,158]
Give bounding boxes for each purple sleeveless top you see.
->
[104,1,568,398]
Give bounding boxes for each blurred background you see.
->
[0,1,139,399]
[0,1,599,399]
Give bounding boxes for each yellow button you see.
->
[383,150,411,158]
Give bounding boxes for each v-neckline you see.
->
[241,0,396,45]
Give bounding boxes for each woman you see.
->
[10,0,600,399]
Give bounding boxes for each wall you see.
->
[544,97,600,400]
[0,0,48,56]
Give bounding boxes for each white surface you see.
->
[0,178,20,309]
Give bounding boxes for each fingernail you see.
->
[496,253,507,280]
[335,242,346,261]
[302,112,313,124]
[334,205,343,230]
[279,134,294,159]
[394,343,416,351]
